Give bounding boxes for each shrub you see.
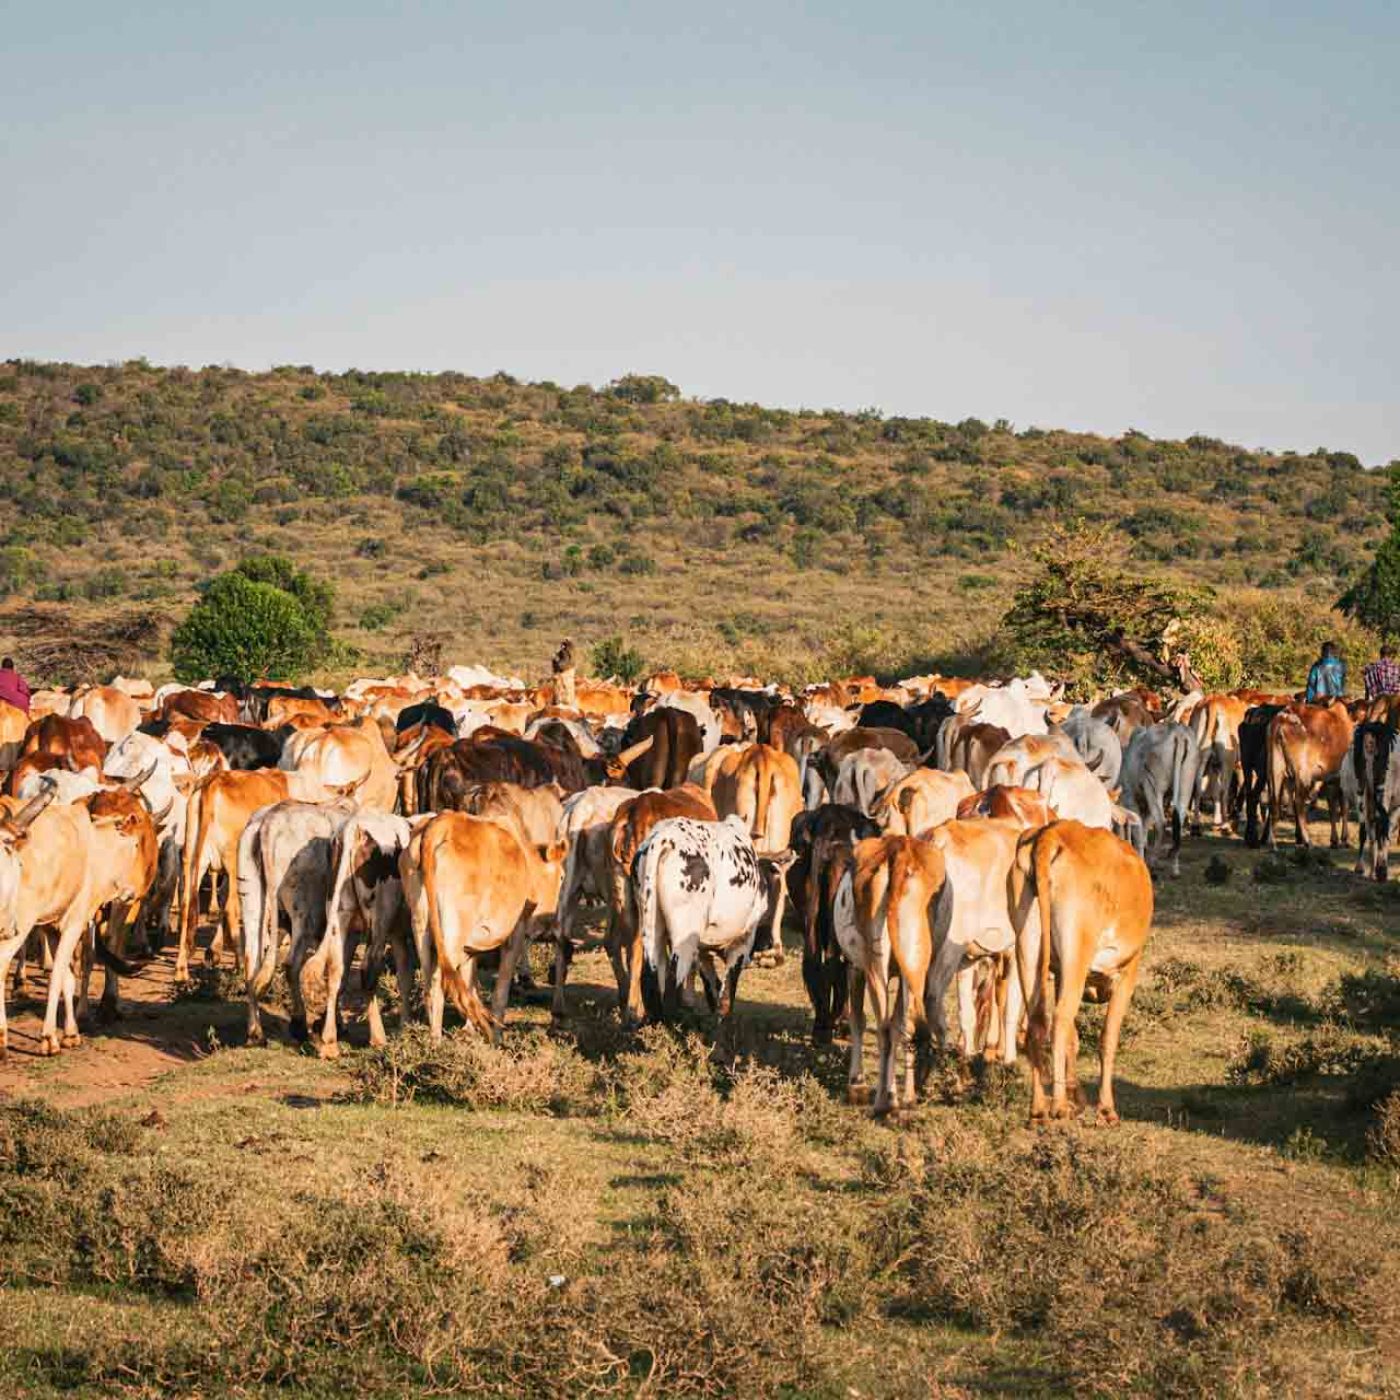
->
[590,635,645,683]
[170,562,334,682]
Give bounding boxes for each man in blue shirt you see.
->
[1305,641,1346,703]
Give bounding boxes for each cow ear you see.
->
[1108,786,1122,801]
[538,839,568,864]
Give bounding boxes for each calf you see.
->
[1009,821,1153,1125]
[634,815,794,1036]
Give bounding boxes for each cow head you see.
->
[604,735,654,783]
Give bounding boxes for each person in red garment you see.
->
[0,657,31,714]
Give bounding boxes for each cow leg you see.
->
[955,962,978,1057]
[40,915,89,1055]
[489,925,529,1042]
[1048,957,1087,1121]
[551,934,571,1022]
[924,936,964,1052]
[0,931,29,1058]
[316,931,348,1059]
[285,926,311,1044]
[869,967,895,1116]
[846,966,869,1104]
[1095,955,1142,1126]
[999,955,1023,1067]
[802,941,831,1044]
[1017,916,1052,1122]
[623,923,648,1028]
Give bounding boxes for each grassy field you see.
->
[0,359,1388,687]
[1,820,1398,1398]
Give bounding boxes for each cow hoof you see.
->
[38,1034,61,1057]
[246,1027,265,1048]
[846,1082,871,1106]
[95,1001,123,1026]
[316,1041,340,1061]
[61,1031,82,1049]
[288,1015,309,1043]
[1050,1102,1077,1121]
[1096,1106,1120,1127]
[812,1027,834,1048]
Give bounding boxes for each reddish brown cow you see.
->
[22,714,107,774]
[1266,701,1354,850]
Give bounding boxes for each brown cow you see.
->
[178,769,294,978]
[22,714,107,774]
[0,700,25,773]
[950,722,1011,788]
[872,768,975,835]
[71,685,143,745]
[403,812,566,1041]
[956,783,1058,827]
[1010,821,1154,1125]
[160,689,239,725]
[834,835,948,1116]
[1266,701,1353,850]
[1091,693,1152,744]
[78,788,159,1021]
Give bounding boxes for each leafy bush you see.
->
[169,560,335,682]
[590,634,645,683]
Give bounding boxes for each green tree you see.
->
[1339,463,1400,639]
[1002,522,1208,691]
[169,563,334,682]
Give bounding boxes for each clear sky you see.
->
[3,2,1396,461]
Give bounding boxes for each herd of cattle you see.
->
[0,660,1389,1122]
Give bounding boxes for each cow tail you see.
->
[1036,828,1052,1019]
[636,837,666,994]
[179,779,208,954]
[754,748,773,847]
[423,825,496,1039]
[248,825,280,996]
[887,846,928,1036]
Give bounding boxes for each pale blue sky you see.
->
[3,2,1396,461]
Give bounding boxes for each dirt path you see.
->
[0,945,246,1108]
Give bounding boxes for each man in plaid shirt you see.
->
[1364,643,1400,701]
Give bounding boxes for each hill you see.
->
[0,358,1389,685]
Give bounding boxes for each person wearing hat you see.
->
[0,657,31,714]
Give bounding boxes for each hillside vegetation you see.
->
[0,359,1389,685]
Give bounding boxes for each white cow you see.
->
[634,815,794,1024]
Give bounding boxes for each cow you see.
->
[634,815,795,1039]
[0,788,97,1057]
[77,787,159,1022]
[956,784,1057,826]
[922,816,1042,1065]
[0,700,25,774]
[1189,693,1252,831]
[1009,821,1154,1125]
[1091,692,1152,745]
[312,811,419,1054]
[71,686,143,746]
[551,786,640,1020]
[281,719,398,813]
[653,689,723,754]
[178,768,300,979]
[1351,722,1399,881]
[1239,703,1286,847]
[619,707,704,790]
[241,799,358,1049]
[159,688,239,726]
[984,732,1082,790]
[608,785,718,1023]
[832,747,911,817]
[816,727,921,794]
[1118,723,1202,874]
[786,804,878,1044]
[461,781,565,848]
[1266,701,1353,851]
[831,835,948,1115]
[403,812,567,1042]
[948,722,1012,788]
[1055,706,1122,787]
[199,723,287,771]
[395,700,457,735]
[871,767,974,836]
[22,713,107,775]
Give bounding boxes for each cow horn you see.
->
[119,759,158,789]
[10,785,55,831]
[615,735,655,767]
[1084,749,1103,773]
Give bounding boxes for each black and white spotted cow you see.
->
[633,814,795,1026]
